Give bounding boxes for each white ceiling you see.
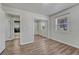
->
[2,3,77,16]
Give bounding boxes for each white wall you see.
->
[49,4,79,48]
[0,4,6,53]
[2,6,48,45]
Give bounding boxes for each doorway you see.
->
[6,13,20,40]
[34,20,48,39]
[4,14,21,54]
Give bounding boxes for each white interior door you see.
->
[6,15,14,40]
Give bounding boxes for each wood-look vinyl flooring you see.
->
[1,35,79,55]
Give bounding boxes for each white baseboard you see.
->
[36,34,49,39]
[20,40,34,45]
[0,46,5,54]
[36,34,79,48]
[49,37,79,49]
